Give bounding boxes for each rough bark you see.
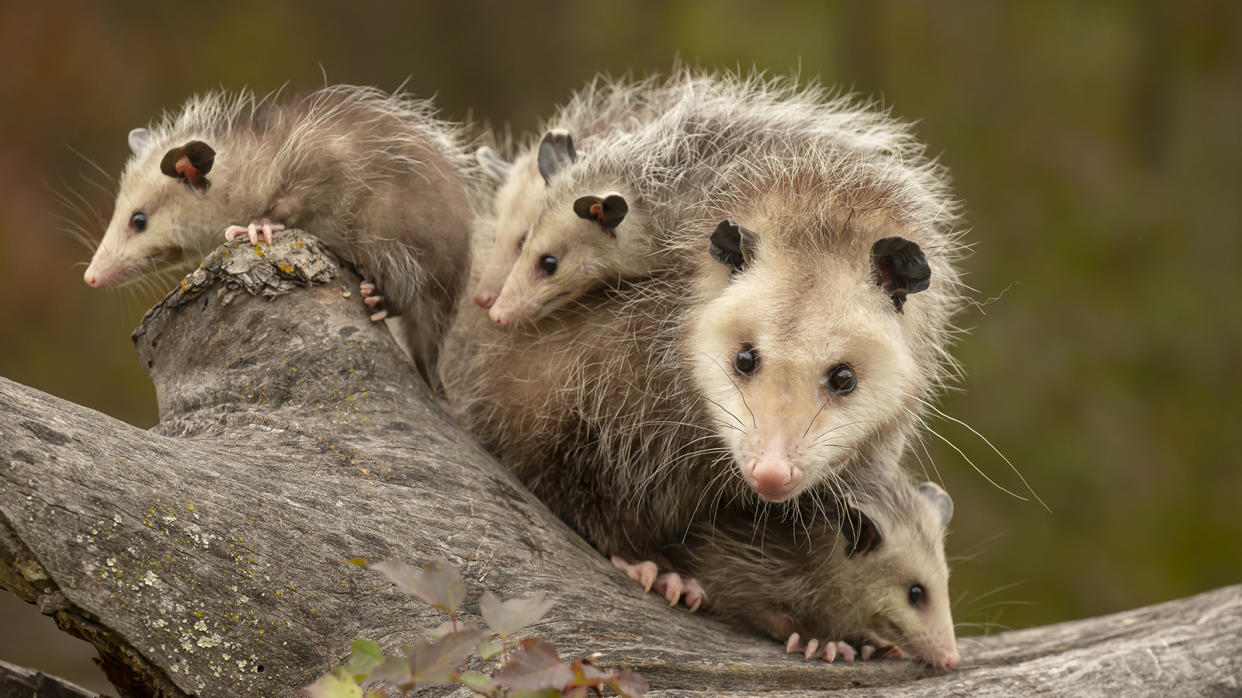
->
[0,232,1238,697]
[0,659,98,698]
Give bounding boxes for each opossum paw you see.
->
[224,219,285,246]
[785,635,862,663]
[359,279,394,323]
[651,572,707,611]
[609,555,659,593]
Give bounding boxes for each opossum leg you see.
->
[785,634,860,663]
[609,555,659,592]
[224,219,286,246]
[651,572,706,612]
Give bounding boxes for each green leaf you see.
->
[371,558,467,614]
[476,637,503,660]
[479,590,555,639]
[607,668,650,697]
[299,669,362,698]
[457,670,495,693]
[342,639,384,681]
[365,656,412,689]
[410,627,487,686]
[497,638,574,692]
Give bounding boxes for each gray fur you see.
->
[88,85,482,385]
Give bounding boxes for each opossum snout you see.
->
[474,288,497,309]
[488,305,511,327]
[925,646,960,670]
[743,457,803,501]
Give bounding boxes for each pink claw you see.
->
[610,556,658,592]
[364,295,384,308]
[803,638,820,660]
[369,310,389,322]
[861,645,875,661]
[785,633,802,655]
[224,219,284,246]
[836,642,855,662]
[654,572,684,606]
[823,642,837,663]
[360,281,376,296]
[682,577,705,612]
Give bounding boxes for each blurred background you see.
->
[1,1,1239,693]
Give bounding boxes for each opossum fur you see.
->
[86,84,478,382]
[668,469,960,669]
[473,73,682,323]
[440,67,966,560]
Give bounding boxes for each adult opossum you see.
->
[84,84,477,384]
[440,68,965,570]
[665,470,960,670]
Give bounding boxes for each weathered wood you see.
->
[1,232,1238,697]
[0,659,99,698]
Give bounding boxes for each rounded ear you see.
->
[709,219,757,273]
[537,129,577,184]
[475,146,512,184]
[160,141,215,192]
[841,505,884,558]
[573,194,628,234]
[871,236,931,312]
[918,481,954,528]
[128,128,152,156]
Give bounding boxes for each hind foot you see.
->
[357,266,395,322]
[224,219,285,246]
[610,556,705,612]
[785,633,903,663]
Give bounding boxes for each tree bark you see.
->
[1,232,1238,697]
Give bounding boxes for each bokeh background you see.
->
[2,1,1240,693]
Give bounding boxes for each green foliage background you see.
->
[0,1,1239,692]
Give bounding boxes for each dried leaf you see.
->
[365,655,412,689]
[458,670,495,693]
[562,687,589,698]
[342,639,383,681]
[299,669,362,698]
[424,619,459,640]
[497,638,574,692]
[508,691,562,698]
[607,668,650,698]
[476,637,503,660]
[371,558,466,614]
[479,590,555,639]
[568,657,607,687]
[409,628,487,686]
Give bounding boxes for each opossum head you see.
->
[471,145,547,309]
[85,128,221,288]
[827,481,958,669]
[691,205,933,502]
[488,180,656,327]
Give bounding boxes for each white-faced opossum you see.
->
[470,74,673,316]
[440,67,965,568]
[664,471,960,670]
[84,84,477,384]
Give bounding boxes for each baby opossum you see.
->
[472,74,680,325]
[440,67,965,567]
[665,471,960,670]
[84,85,477,384]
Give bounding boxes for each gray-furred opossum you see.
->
[84,84,477,385]
[440,67,966,563]
[665,468,960,670]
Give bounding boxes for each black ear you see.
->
[537,129,577,184]
[573,194,628,234]
[709,219,757,273]
[871,237,930,312]
[842,506,884,558]
[918,481,954,529]
[475,146,512,184]
[160,140,215,192]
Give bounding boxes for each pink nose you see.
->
[934,648,960,670]
[84,268,99,287]
[473,291,495,309]
[488,307,510,327]
[744,458,803,501]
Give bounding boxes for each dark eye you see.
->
[539,254,558,275]
[908,583,925,606]
[130,211,148,232]
[825,364,857,394]
[733,344,759,376]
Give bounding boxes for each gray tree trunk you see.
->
[1,232,1238,697]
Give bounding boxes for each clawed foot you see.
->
[224,219,286,246]
[610,556,705,612]
[359,280,388,322]
[785,633,903,663]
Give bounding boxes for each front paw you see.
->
[610,556,706,612]
[785,633,903,663]
[223,218,285,246]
